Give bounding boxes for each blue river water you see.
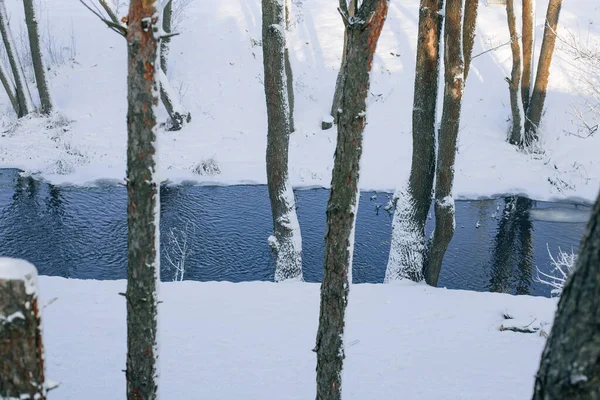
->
[0,169,590,297]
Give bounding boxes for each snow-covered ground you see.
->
[0,0,598,202]
[40,276,556,399]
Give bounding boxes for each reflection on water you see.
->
[0,169,590,297]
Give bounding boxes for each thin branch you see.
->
[79,0,127,37]
[472,38,514,59]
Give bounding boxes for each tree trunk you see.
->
[125,0,161,398]
[462,0,478,81]
[0,259,46,400]
[385,0,443,283]
[329,0,357,120]
[506,0,524,145]
[521,0,534,113]
[0,0,32,117]
[0,60,18,114]
[314,1,388,399]
[532,190,600,399]
[23,0,52,115]
[99,0,120,24]
[262,0,303,282]
[425,0,464,287]
[525,0,562,146]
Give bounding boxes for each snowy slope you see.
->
[0,0,598,202]
[40,277,556,399]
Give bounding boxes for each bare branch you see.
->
[472,38,513,59]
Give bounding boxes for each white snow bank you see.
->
[0,257,38,295]
[0,0,598,202]
[40,277,557,399]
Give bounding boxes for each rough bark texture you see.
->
[262,0,303,282]
[385,0,442,283]
[525,0,562,145]
[0,264,45,399]
[314,1,388,399]
[425,0,464,287]
[126,0,160,398]
[521,0,534,113]
[462,0,478,81]
[532,190,600,399]
[506,0,523,145]
[0,0,30,117]
[23,0,52,114]
[329,0,357,120]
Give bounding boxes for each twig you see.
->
[472,38,514,59]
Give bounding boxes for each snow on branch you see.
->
[535,245,577,296]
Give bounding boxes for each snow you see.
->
[39,276,557,399]
[0,257,39,295]
[0,0,596,203]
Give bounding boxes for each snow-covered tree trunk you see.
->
[329,0,356,121]
[385,0,443,283]
[525,0,562,146]
[157,0,190,131]
[521,0,534,114]
[125,0,161,398]
[0,0,33,117]
[425,0,464,287]
[506,0,524,145]
[462,0,478,81]
[262,0,303,282]
[0,258,46,400]
[314,1,388,398]
[532,189,600,399]
[23,0,53,115]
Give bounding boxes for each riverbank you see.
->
[0,0,598,202]
[41,276,556,399]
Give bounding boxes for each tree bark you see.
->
[462,0,478,81]
[506,0,524,145]
[262,0,303,282]
[532,190,600,399]
[521,0,534,113]
[385,0,443,283]
[0,259,46,400]
[329,0,357,120]
[525,0,562,146]
[314,1,388,399]
[425,0,464,287]
[125,0,161,398]
[23,0,53,115]
[0,60,18,114]
[0,0,32,117]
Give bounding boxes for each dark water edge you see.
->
[0,169,590,297]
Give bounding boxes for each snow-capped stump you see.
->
[321,115,334,130]
[0,258,47,400]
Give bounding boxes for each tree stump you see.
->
[0,258,46,400]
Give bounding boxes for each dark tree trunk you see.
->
[0,61,18,114]
[521,0,534,114]
[161,0,172,74]
[262,0,303,282]
[532,191,600,399]
[314,1,388,399]
[0,260,46,400]
[425,0,464,287]
[525,0,562,146]
[125,0,161,398]
[329,0,357,120]
[385,0,443,283]
[462,0,478,81]
[23,0,52,115]
[506,0,524,145]
[0,0,31,117]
